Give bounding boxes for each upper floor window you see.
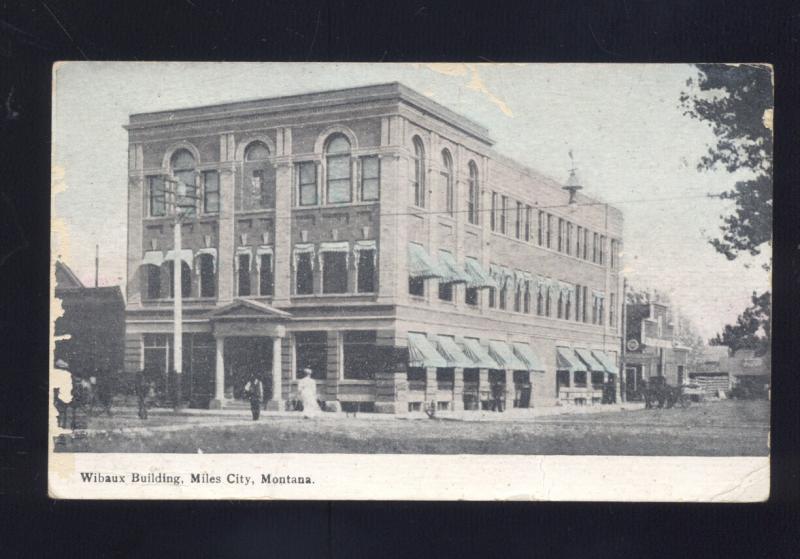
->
[360,156,380,201]
[322,251,348,294]
[538,211,544,245]
[566,222,573,256]
[244,141,275,210]
[356,249,376,293]
[557,218,564,251]
[576,226,583,258]
[515,202,522,239]
[199,254,216,298]
[326,135,352,204]
[145,264,161,299]
[523,281,531,313]
[525,205,532,241]
[467,162,479,225]
[295,252,314,295]
[490,192,498,231]
[202,171,219,214]
[171,149,197,217]
[259,253,274,296]
[441,150,454,216]
[610,239,617,268]
[599,235,606,265]
[592,233,599,263]
[610,293,616,327]
[148,176,166,217]
[582,229,589,260]
[169,261,192,299]
[411,136,425,207]
[500,195,508,234]
[297,161,318,206]
[237,254,251,296]
[546,214,553,248]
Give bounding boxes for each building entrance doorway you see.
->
[224,337,273,401]
[625,365,643,400]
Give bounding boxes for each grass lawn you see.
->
[55,399,769,456]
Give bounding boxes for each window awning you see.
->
[293,243,316,270]
[575,348,605,372]
[460,338,500,369]
[592,289,605,299]
[436,335,474,368]
[512,342,546,372]
[353,240,377,267]
[164,249,193,270]
[556,346,586,373]
[195,248,218,272]
[142,251,164,267]
[488,340,528,370]
[234,247,253,271]
[254,246,273,273]
[591,350,620,375]
[463,257,497,289]
[437,250,469,284]
[407,332,447,368]
[408,243,443,279]
[489,265,513,289]
[318,241,350,270]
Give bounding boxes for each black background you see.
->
[0,0,798,557]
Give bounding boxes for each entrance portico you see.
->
[208,299,291,409]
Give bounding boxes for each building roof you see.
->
[55,260,84,290]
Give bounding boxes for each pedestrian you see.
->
[243,374,264,421]
[297,368,321,417]
[135,370,151,420]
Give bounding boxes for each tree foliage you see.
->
[680,64,773,262]
[709,291,771,356]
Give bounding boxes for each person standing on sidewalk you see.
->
[244,374,264,421]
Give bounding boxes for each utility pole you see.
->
[621,277,628,402]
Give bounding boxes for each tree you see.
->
[680,64,773,265]
[710,291,771,356]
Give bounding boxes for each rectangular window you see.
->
[488,287,496,308]
[357,250,376,293]
[499,284,507,310]
[599,296,605,325]
[538,211,544,245]
[582,286,588,322]
[202,171,219,214]
[574,285,581,322]
[576,226,583,258]
[593,233,599,263]
[343,331,378,380]
[295,252,314,295]
[525,205,532,241]
[360,156,380,201]
[327,155,352,203]
[465,287,479,306]
[490,192,497,231]
[558,218,564,252]
[610,240,617,268]
[583,229,589,259]
[409,277,425,297]
[148,176,166,217]
[500,196,508,234]
[546,214,553,248]
[610,293,616,327]
[146,265,161,299]
[237,254,251,296]
[592,296,598,325]
[536,287,543,315]
[199,254,216,298]
[259,254,273,296]
[322,252,348,294]
[168,261,191,299]
[599,235,606,265]
[294,332,326,380]
[514,282,522,312]
[523,283,531,313]
[174,170,197,217]
[143,334,170,375]
[438,281,453,302]
[515,202,522,239]
[297,162,317,206]
[566,223,573,256]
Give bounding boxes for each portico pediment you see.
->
[210,299,291,338]
[210,298,292,320]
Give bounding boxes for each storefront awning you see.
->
[407,332,447,368]
[591,350,619,375]
[574,348,605,372]
[408,243,443,279]
[556,346,586,373]
[463,257,497,289]
[436,336,474,368]
[142,250,164,267]
[460,338,500,369]
[437,250,469,284]
[488,340,528,370]
[512,342,546,372]
[164,249,193,270]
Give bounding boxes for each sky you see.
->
[51,62,771,340]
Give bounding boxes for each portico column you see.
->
[266,336,284,411]
[210,336,225,409]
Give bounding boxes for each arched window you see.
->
[326,134,352,203]
[441,150,454,215]
[411,136,425,207]
[467,161,479,224]
[243,141,275,209]
[170,149,197,217]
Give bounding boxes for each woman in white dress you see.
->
[297,368,321,417]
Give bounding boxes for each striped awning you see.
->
[407,332,447,368]
[488,340,528,370]
[512,342,546,372]
[591,350,620,375]
[408,243,443,279]
[437,250,469,284]
[556,347,586,373]
[575,348,605,372]
[142,251,164,267]
[460,338,500,369]
[436,336,474,368]
[463,257,497,289]
[164,249,193,270]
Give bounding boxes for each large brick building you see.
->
[124,83,624,412]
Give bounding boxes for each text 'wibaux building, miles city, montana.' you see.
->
[124,83,624,413]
